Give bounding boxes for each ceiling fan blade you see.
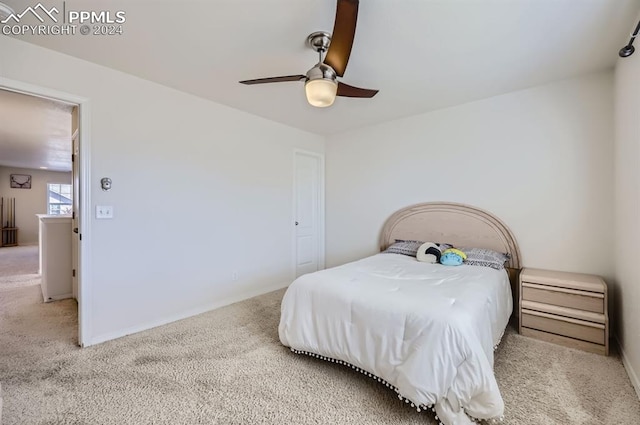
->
[324,0,359,77]
[239,75,306,85]
[337,82,378,98]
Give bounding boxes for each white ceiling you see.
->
[0,89,73,172]
[4,0,639,136]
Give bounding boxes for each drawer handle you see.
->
[522,308,605,329]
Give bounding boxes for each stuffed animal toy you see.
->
[416,242,441,263]
[440,248,467,266]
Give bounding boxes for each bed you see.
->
[279,202,521,425]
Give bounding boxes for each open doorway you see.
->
[0,82,89,346]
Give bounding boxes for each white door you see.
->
[71,106,79,299]
[294,151,324,278]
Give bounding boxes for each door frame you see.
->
[291,149,325,280]
[0,76,93,347]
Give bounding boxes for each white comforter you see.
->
[279,253,512,425]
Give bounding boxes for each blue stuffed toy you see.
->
[440,248,467,266]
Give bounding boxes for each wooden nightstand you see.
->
[519,268,609,356]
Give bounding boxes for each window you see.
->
[47,183,72,215]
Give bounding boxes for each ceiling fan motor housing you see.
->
[306,31,332,53]
[306,62,337,83]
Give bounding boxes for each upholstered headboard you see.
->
[379,202,521,269]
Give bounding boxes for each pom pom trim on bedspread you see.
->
[288,331,507,425]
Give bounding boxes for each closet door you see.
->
[293,150,324,278]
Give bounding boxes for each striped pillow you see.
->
[383,239,424,257]
[461,247,510,270]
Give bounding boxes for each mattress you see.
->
[279,253,512,425]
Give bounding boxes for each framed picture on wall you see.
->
[10,174,32,189]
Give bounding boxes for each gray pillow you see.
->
[383,239,424,257]
[460,247,510,270]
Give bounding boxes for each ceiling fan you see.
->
[239,0,378,108]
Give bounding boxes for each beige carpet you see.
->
[0,245,38,276]
[1,284,639,425]
[0,245,40,290]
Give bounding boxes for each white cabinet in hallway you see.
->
[36,215,72,302]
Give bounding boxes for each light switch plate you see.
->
[96,205,114,219]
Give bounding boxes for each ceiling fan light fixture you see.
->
[305,62,338,107]
[305,78,338,107]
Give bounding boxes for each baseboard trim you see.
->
[45,293,73,302]
[86,281,289,347]
[617,335,640,400]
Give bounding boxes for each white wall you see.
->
[0,166,71,245]
[0,36,324,344]
[614,51,640,396]
[326,72,614,281]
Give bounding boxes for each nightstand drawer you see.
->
[522,282,604,313]
[522,309,605,345]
